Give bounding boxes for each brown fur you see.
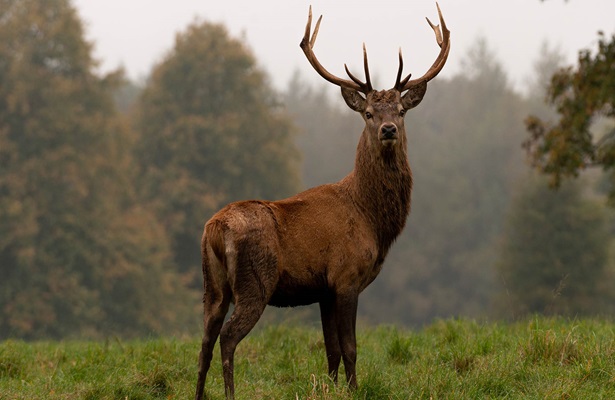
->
[194,84,427,399]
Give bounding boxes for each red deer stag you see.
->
[195,4,450,399]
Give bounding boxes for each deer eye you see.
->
[365,111,373,119]
[399,109,406,117]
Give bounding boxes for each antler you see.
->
[394,2,450,92]
[300,6,373,94]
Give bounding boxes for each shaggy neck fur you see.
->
[342,128,412,258]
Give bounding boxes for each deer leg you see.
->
[335,292,359,389]
[195,284,231,400]
[219,299,267,399]
[319,298,342,382]
[217,230,278,399]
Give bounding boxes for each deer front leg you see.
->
[319,298,342,381]
[335,292,358,389]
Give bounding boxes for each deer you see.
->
[195,4,450,399]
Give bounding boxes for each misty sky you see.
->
[73,0,615,93]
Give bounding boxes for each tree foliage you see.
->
[524,32,615,197]
[1,0,612,338]
[284,72,361,188]
[134,21,300,276]
[0,0,192,339]
[497,178,612,316]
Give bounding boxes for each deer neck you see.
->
[343,133,412,254]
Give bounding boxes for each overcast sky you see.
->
[73,0,615,93]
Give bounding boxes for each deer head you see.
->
[300,3,450,152]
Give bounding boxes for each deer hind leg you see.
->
[319,298,342,382]
[219,300,266,399]
[219,238,278,399]
[195,247,232,400]
[195,284,231,400]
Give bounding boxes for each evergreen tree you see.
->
[283,71,360,188]
[497,177,611,317]
[0,0,191,339]
[134,21,300,276]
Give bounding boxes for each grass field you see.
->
[1,317,614,399]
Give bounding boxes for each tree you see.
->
[134,21,300,277]
[525,42,566,104]
[524,31,615,199]
[0,0,192,339]
[497,177,611,317]
[283,71,360,187]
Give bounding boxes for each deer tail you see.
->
[204,219,226,263]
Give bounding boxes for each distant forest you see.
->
[1,0,613,339]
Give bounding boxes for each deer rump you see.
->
[202,183,380,310]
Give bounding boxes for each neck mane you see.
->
[341,133,412,257]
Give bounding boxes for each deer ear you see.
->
[401,81,427,110]
[341,87,367,112]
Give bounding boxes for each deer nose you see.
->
[381,124,397,140]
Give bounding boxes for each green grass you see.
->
[1,317,614,399]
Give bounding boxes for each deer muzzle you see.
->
[380,123,398,145]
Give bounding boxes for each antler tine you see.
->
[426,15,443,46]
[300,6,372,94]
[395,2,451,92]
[394,48,412,91]
[344,64,362,87]
[310,16,322,48]
[344,43,373,92]
[362,43,373,92]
